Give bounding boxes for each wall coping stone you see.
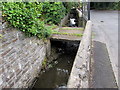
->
[67,21,92,88]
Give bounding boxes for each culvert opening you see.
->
[32,40,80,88]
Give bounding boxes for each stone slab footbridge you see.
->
[51,27,84,41]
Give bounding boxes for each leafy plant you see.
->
[91,2,120,10]
[2,2,82,39]
[42,2,66,25]
[42,58,47,68]
[2,2,51,38]
[63,2,81,13]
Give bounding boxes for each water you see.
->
[32,40,79,89]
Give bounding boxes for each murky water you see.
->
[32,40,79,89]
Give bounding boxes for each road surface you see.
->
[90,10,119,87]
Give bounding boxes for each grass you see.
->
[52,31,83,37]
[61,27,84,31]
[45,24,58,30]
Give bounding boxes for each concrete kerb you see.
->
[67,20,92,88]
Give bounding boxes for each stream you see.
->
[32,40,80,89]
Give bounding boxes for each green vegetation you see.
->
[53,31,83,37]
[2,2,81,39]
[42,58,47,68]
[118,2,120,10]
[42,2,66,25]
[2,2,51,38]
[45,24,58,31]
[42,57,59,70]
[61,27,84,31]
[91,2,120,10]
[63,2,82,13]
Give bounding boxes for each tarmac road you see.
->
[90,10,119,87]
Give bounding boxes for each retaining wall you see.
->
[60,14,69,27]
[0,27,51,88]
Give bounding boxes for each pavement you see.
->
[90,41,117,88]
[90,10,119,88]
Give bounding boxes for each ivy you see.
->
[2,2,81,38]
[42,2,66,25]
[2,2,51,38]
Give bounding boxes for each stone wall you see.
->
[0,27,51,88]
[60,14,69,27]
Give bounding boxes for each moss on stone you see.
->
[52,32,83,37]
[42,58,47,68]
[61,27,84,31]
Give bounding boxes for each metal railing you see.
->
[82,1,90,21]
[79,1,90,28]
